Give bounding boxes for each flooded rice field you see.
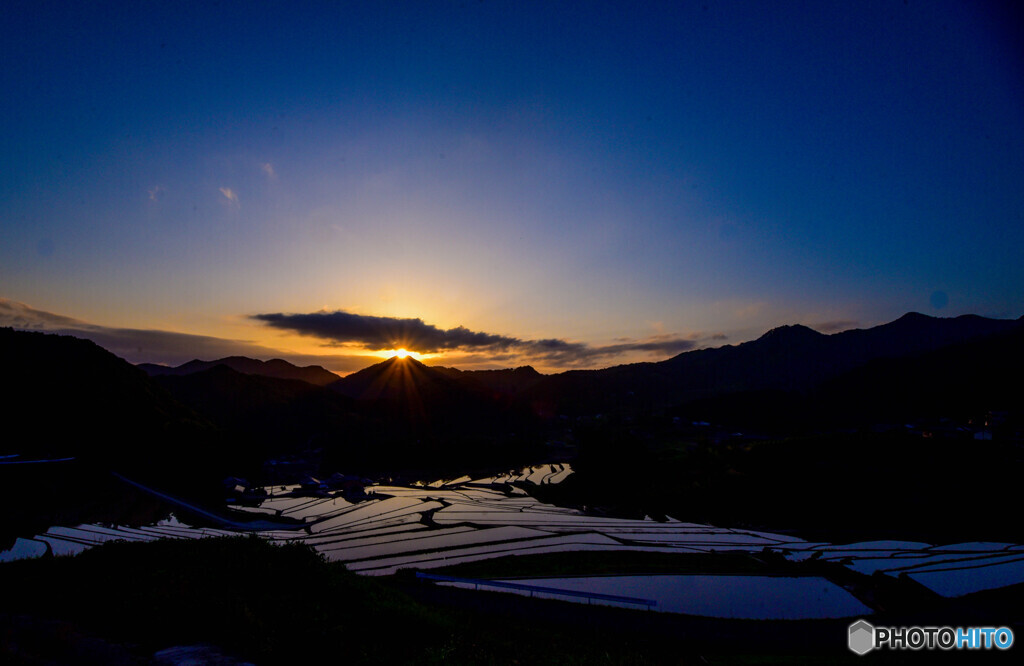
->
[4,462,1024,618]
[441,574,873,619]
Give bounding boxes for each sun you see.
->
[378,347,424,361]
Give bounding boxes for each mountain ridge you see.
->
[5,311,1021,478]
[513,311,1023,417]
[139,356,339,386]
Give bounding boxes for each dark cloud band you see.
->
[252,309,704,365]
[253,311,519,353]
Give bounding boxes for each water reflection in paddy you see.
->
[445,575,874,619]
[5,461,1024,609]
[0,538,49,562]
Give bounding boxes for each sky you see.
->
[2,1,1022,375]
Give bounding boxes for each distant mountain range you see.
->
[519,311,1024,420]
[149,364,360,452]
[1,327,224,483]
[5,313,1021,546]
[3,311,1021,478]
[139,356,339,386]
[135,311,1024,425]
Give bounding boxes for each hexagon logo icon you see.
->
[848,619,875,655]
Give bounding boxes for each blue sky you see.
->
[2,1,1022,373]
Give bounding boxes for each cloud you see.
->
[147,185,165,201]
[0,298,367,373]
[810,319,859,333]
[1,298,270,365]
[253,311,518,354]
[0,298,83,329]
[260,162,276,179]
[219,187,239,205]
[1,299,718,374]
[517,336,699,365]
[253,309,708,366]
[584,336,699,358]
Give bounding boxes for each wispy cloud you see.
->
[252,310,712,366]
[0,298,83,330]
[0,298,365,372]
[147,185,165,201]
[1,299,720,374]
[810,319,859,333]
[260,162,276,179]
[219,187,239,206]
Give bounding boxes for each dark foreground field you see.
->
[2,537,1021,664]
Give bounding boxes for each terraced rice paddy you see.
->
[4,462,1024,618]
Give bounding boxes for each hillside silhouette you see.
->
[152,365,361,464]
[0,328,214,464]
[331,355,533,407]
[520,312,1024,420]
[4,312,1021,490]
[139,356,338,386]
[325,356,543,471]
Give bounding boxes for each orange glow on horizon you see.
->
[379,347,425,361]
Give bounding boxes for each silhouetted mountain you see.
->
[0,328,231,483]
[432,365,545,398]
[814,320,1024,425]
[546,318,1024,543]
[334,357,477,411]
[7,312,1019,485]
[664,314,1024,432]
[666,311,1019,394]
[139,356,338,386]
[329,356,541,441]
[153,365,360,456]
[332,357,543,414]
[520,312,1024,418]
[331,356,461,402]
